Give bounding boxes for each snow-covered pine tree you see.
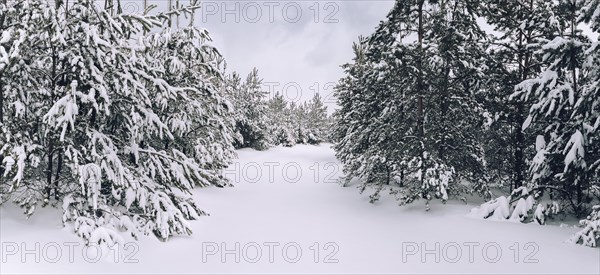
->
[425,0,489,190]
[564,0,600,247]
[334,0,488,209]
[335,0,435,205]
[144,22,237,188]
[288,100,327,144]
[333,36,371,187]
[305,93,329,144]
[0,0,235,243]
[571,205,600,247]
[481,0,560,191]
[513,0,595,217]
[224,72,245,145]
[1,0,45,206]
[266,92,295,146]
[472,1,600,236]
[225,68,270,150]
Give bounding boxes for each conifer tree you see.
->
[334,0,489,208]
[1,0,235,243]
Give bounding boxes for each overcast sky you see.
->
[120,0,394,111]
[190,0,395,111]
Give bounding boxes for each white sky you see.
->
[126,0,395,112]
[196,0,395,111]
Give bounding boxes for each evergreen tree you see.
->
[225,68,270,150]
[266,92,295,146]
[471,2,600,244]
[513,0,595,217]
[290,101,308,144]
[570,0,600,247]
[334,0,488,208]
[0,0,235,243]
[305,93,328,144]
[481,0,559,190]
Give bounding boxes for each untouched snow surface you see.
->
[1,144,599,274]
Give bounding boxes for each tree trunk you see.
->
[176,0,180,29]
[0,79,4,125]
[439,62,451,161]
[513,115,525,189]
[0,0,6,125]
[0,79,3,178]
[571,1,583,215]
[168,0,172,27]
[46,138,54,201]
[512,0,535,190]
[54,153,63,200]
[416,0,426,189]
[417,0,425,139]
[0,0,6,178]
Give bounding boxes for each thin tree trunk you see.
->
[417,0,429,194]
[571,1,583,213]
[513,114,525,189]
[189,0,195,27]
[0,79,4,125]
[168,0,172,27]
[0,1,5,188]
[0,79,3,177]
[439,62,450,160]
[512,0,534,190]
[46,37,58,202]
[0,0,4,125]
[416,0,426,189]
[417,0,425,139]
[176,0,180,29]
[513,25,524,190]
[385,164,390,185]
[54,153,62,200]
[46,138,54,201]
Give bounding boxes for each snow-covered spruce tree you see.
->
[266,92,296,146]
[424,0,489,189]
[472,1,600,234]
[567,0,600,246]
[1,0,42,207]
[0,0,234,243]
[513,0,596,217]
[333,36,370,186]
[224,69,270,150]
[334,0,488,209]
[304,93,329,144]
[481,0,560,191]
[291,101,310,144]
[260,90,330,146]
[570,0,600,248]
[223,72,245,145]
[571,205,600,247]
[143,21,237,188]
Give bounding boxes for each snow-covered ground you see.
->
[1,144,599,274]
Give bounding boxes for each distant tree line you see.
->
[224,68,332,151]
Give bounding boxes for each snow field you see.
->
[1,144,599,274]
